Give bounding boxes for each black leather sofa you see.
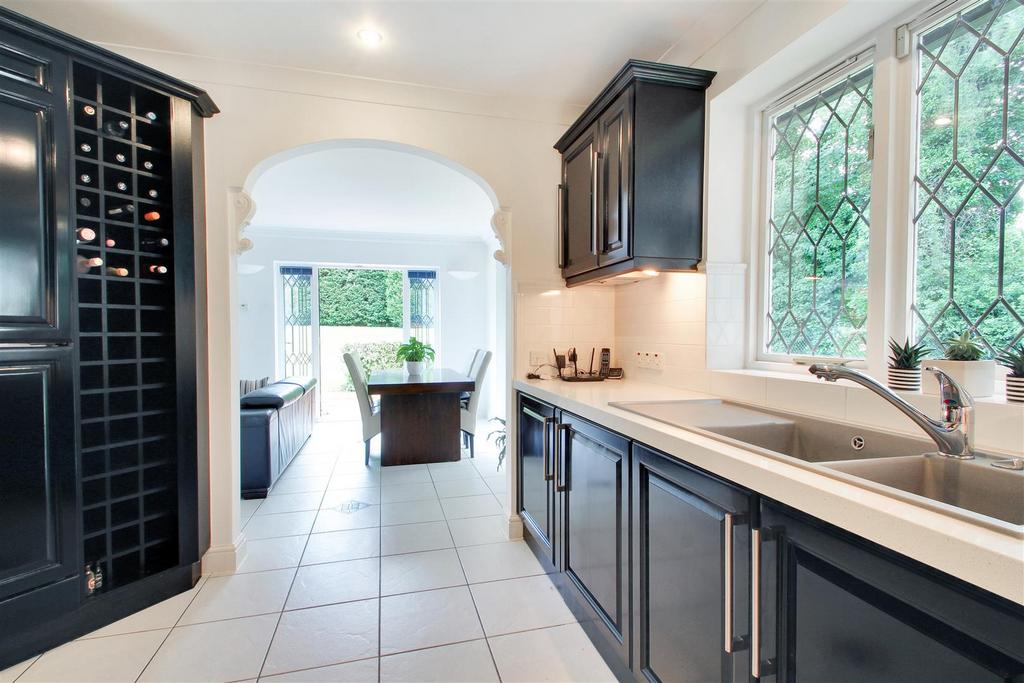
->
[240,376,316,499]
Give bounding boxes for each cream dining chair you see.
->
[460,350,491,458]
[343,352,380,467]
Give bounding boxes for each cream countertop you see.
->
[513,378,1024,606]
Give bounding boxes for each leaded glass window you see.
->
[911,0,1024,357]
[408,270,437,348]
[280,266,313,376]
[764,64,874,358]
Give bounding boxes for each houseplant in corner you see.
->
[887,337,930,391]
[396,336,434,376]
[927,331,994,398]
[997,342,1024,403]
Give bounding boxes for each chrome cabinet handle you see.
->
[591,149,600,256]
[752,528,762,679]
[555,423,571,492]
[723,512,735,654]
[542,416,555,481]
[556,184,565,269]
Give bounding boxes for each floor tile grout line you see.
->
[443,477,504,683]
[134,574,211,682]
[255,446,342,682]
[376,447,383,683]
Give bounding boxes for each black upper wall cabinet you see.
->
[554,60,715,286]
[0,7,216,669]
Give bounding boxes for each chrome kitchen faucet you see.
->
[808,364,974,460]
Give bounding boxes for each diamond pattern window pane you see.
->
[764,65,874,358]
[281,266,313,377]
[408,270,437,349]
[912,0,1024,357]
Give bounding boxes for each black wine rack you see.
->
[73,65,179,594]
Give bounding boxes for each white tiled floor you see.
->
[2,420,615,683]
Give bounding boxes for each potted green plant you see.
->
[887,337,930,391]
[395,336,435,375]
[927,331,994,398]
[997,342,1024,403]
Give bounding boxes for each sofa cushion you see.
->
[240,382,304,409]
[279,376,317,394]
[240,376,270,395]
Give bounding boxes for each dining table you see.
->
[366,367,475,466]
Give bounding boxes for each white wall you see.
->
[238,231,498,418]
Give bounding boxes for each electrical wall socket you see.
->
[635,351,663,370]
[529,351,548,367]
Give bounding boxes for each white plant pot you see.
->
[405,360,426,376]
[1007,376,1024,403]
[923,359,995,398]
[887,367,921,392]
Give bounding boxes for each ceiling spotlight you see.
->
[356,29,383,46]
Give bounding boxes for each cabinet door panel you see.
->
[560,415,629,659]
[0,30,69,342]
[759,503,1024,683]
[634,445,751,683]
[598,87,632,266]
[518,396,555,563]
[0,347,77,602]
[561,127,599,278]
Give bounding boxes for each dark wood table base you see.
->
[379,392,462,466]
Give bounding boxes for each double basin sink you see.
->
[609,399,1024,529]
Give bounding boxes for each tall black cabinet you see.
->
[0,8,216,668]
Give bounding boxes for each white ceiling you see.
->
[247,145,496,238]
[6,0,760,105]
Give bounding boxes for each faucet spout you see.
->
[808,364,974,459]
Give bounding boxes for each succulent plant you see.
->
[943,332,985,361]
[996,342,1024,378]
[887,337,931,370]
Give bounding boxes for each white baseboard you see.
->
[506,513,524,540]
[201,532,247,576]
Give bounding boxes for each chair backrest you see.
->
[343,353,375,424]
[464,350,492,416]
[465,349,483,378]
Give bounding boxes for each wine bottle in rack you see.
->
[105,238,116,248]
[77,256,103,273]
[115,181,129,193]
[146,189,159,199]
[141,237,170,249]
[107,203,135,217]
[142,160,155,171]
[104,119,130,137]
[79,173,92,185]
[79,196,93,210]
[79,142,93,154]
[114,152,128,165]
[143,211,160,222]
[76,227,97,243]
[106,266,129,277]
[147,264,168,275]
[82,104,96,117]
[143,111,158,122]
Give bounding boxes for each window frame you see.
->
[749,0,1015,380]
[754,46,880,367]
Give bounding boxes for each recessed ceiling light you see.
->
[356,29,383,46]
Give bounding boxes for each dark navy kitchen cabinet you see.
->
[756,501,1024,683]
[632,443,752,683]
[517,394,558,569]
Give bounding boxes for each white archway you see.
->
[206,139,518,575]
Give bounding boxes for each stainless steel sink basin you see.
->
[610,399,929,463]
[825,455,1024,526]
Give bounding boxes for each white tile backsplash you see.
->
[516,284,615,376]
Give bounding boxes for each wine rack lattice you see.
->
[72,64,179,595]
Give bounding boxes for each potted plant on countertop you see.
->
[887,337,930,391]
[927,331,994,398]
[396,336,435,376]
[997,342,1024,403]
